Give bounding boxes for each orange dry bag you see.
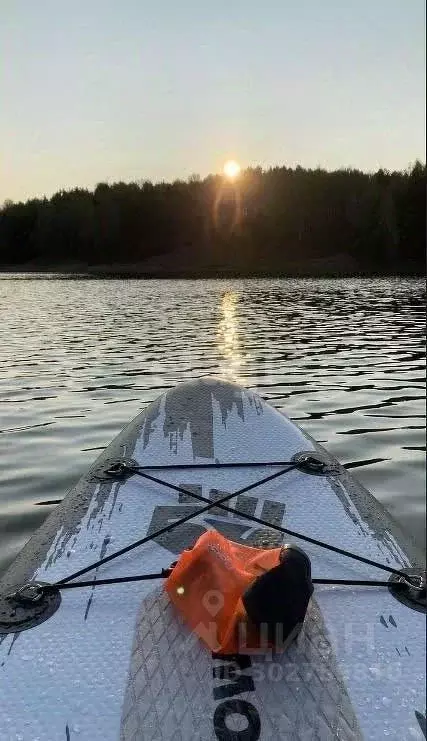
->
[165,530,313,655]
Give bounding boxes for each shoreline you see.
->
[0,258,424,280]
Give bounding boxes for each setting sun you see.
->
[223,160,241,179]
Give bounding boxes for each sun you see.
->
[223,160,241,179]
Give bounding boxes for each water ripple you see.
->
[0,276,425,573]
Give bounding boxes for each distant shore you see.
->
[1,268,423,278]
[0,254,424,279]
[1,163,425,280]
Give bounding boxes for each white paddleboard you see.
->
[0,378,425,741]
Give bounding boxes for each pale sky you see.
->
[1,0,425,203]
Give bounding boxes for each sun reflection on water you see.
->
[217,291,246,380]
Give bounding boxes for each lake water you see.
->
[0,276,425,574]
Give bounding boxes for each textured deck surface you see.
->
[120,589,362,741]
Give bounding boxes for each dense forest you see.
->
[0,162,425,275]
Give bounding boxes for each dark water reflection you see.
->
[0,276,425,573]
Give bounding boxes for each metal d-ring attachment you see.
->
[1,581,61,635]
[90,457,139,482]
[7,582,45,605]
[105,461,128,477]
[401,573,425,591]
[388,568,426,613]
[292,451,339,476]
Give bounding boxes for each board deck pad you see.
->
[0,378,425,741]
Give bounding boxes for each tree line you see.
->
[0,162,425,274]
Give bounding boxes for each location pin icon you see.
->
[202,590,224,617]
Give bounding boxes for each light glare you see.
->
[223,160,241,179]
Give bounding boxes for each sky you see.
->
[1,0,425,203]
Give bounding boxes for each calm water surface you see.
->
[0,277,425,574]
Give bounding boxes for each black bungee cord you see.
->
[27,459,423,597]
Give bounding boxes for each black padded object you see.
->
[242,544,314,646]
